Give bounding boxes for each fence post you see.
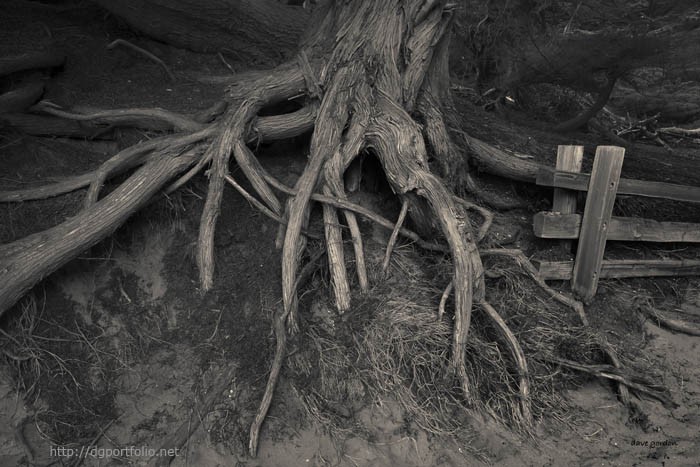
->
[571,146,625,302]
[552,145,584,253]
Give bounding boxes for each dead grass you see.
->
[285,234,667,456]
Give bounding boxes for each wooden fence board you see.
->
[537,167,700,204]
[539,259,700,280]
[533,212,700,243]
[552,145,583,252]
[571,146,625,302]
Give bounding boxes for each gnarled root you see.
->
[480,248,635,405]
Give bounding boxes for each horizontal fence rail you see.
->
[534,212,700,243]
[537,167,700,204]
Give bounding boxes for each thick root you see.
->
[322,185,351,312]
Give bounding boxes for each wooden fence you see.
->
[534,145,700,303]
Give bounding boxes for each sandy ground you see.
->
[1,211,699,466]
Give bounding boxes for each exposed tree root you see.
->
[1,0,667,456]
[224,175,320,241]
[248,247,323,457]
[451,195,493,243]
[0,105,314,203]
[107,39,175,82]
[481,249,588,325]
[543,356,677,409]
[32,100,204,132]
[263,173,448,252]
[479,300,532,425]
[465,174,527,211]
[381,199,409,276]
[0,147,204,313]
[438,280,453,322]
[479,248,636,405]
[636,299,700,337]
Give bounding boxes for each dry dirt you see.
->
[1,2,700,467]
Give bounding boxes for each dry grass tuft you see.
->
[289,236,662,451]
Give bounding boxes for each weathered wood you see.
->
[552,145,583,252]
[534,212,700,243]
[571,146,625,302]
[0,149,202,316]
[538,259,700,280]
[552,146,584,213]
[537,166,700,204]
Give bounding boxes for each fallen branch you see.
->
[658,126,700,138]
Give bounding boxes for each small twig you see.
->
[382,199,409,276]
[224,175,321,240]
[217,52,235,74]
[72,418,117,467]
[107,39,175,81]
[438,280,453,322]
[165,149,213,195]
[597,339,630,406]
[205,308,224,343]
